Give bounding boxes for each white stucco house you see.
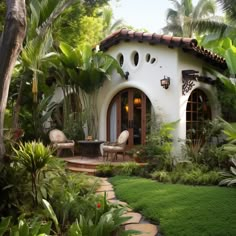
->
[95,29,226,155]
[49,29,227,156]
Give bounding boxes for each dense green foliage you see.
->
[0,142,132,235]
[110,176,236,236]
[162,0,216,37]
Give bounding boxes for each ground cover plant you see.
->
[0,140,134,235]
[110,176,236,236]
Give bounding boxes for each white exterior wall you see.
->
[175,49,219,156]
[97,42,180,150]
[97,42,218,156]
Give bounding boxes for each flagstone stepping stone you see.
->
[122,212,142,225]
[100,177,108,181]
[100,182,113,187]
[96,191,115,200]
[96,185,113,192]
[98,179,112,186]
[108,199,128,206]
[125,223,158,236]
[108,199,132,211]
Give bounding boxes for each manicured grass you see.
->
[110,176,236,236]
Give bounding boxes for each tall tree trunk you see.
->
[0,0,26,160]
[12,79,24,129]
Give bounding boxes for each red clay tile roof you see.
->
[99,29,226,69]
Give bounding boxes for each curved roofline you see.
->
[99,29,226,70]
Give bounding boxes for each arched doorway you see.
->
[186,89,211,142]
[107,88,151,148]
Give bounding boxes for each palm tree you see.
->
[162,0,216,37]
[195,0,236,38]
[100,6,124,37]
[0,1,27,159]
[12,0,79,132]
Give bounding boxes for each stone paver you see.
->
[99,180,113,186]
[122,212,142,225]
[125,223,158,236]
[96,185,113,192]
[108,199,132,211]
[96,177,159,235]
[99,177,108,181]
[108,199,128,206]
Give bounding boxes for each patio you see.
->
[62,154,135,175]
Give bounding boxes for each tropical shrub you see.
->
[219,158,236,186]
[13,141,54,205]
[183,118,229,170]
[42,193,139,236]
[0,162,30,217]
[218,120,236,186]
[180,168,222,185]
[151,170,171,183]
[150,164,222,185]
[63,112,85,141]
[0,216,52,236]
[114,162,140,176]
[96,163,114,177]
[137,120,178,172]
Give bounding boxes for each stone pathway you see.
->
[96,177,158,236]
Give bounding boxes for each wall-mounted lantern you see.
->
[160,76,170,89]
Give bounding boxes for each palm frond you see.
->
[183,0,193,17]
[193,19,228,36]
[37,0,79,37]
[193,0,216,19]
[217,0,236,22]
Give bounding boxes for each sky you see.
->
[109,0,206,33]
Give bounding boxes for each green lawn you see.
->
[110,176,236,236]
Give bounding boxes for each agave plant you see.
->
[13,141,54,205]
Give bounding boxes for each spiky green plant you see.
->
[13,141,54,205]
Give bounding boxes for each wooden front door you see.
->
[107,88,151,148]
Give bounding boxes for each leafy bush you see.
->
[63,112,85,141]
[219,158,236,186]
[183,118,230,170]
[13,141,54,205]
[114,162,140,176]
[42,193,139,236]
[151,170,171,183]
[180,168,222,185]
[0,216,52,236]
[96,163,114,177]
[0,162,30,217]
[150,163,222,185]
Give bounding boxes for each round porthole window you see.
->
[151,58,157,64]
[131,51,139,66]
[146,53,151,62]
[117,53,124,67]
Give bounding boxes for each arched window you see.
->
[186,89,211,142]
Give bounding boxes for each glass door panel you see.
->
[107,88,151,148]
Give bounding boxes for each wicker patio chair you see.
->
[102,130,129,161]
[49,129,75,156]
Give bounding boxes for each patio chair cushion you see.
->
[102,130,129,161]
[49,129,75,156]
[102,145,124,153]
